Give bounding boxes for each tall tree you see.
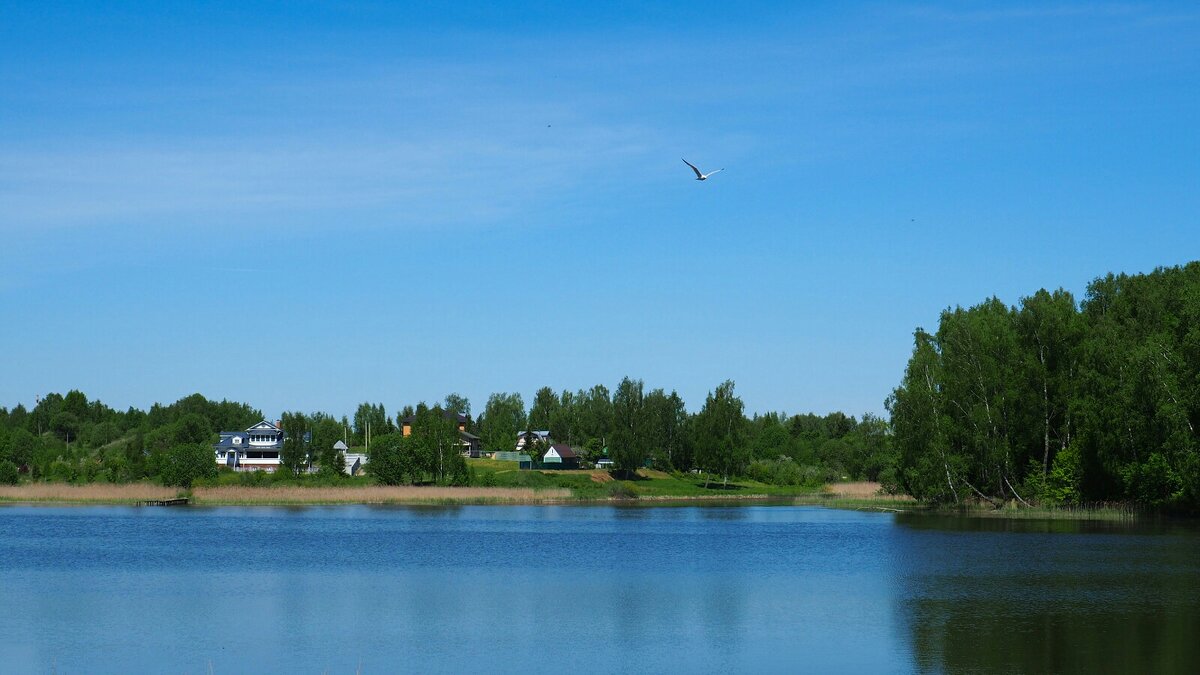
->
[642,388,686,470]
[279,411,310,476]
[443,393,471,417]
[367,433,423,485]
[610,377,647,477]
[310,415,346,476]
[477,392,526,453]
[692,380,748,488]
[527,387,560,431]
[353,402,390,447]
[411,406,463,484]
[1017,289,1080,478]
[578,385,613,450]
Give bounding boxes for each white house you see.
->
[336,440,369,476]
[515,430,551,453]
[214,420,285,471]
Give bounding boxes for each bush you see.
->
[1039,443,1082,505]
[0,461,19,485]
[161,443,218,488]
[606,480,637,499]
[746,456,830,487]
[368,434,424,485]
[47,459,77,482]
[1122,452,1181,507]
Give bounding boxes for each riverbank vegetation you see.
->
[889,262,1200,512]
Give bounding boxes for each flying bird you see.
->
[682,158,723,181]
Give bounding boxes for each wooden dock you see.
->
[137,498,190,506]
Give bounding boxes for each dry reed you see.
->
[822,481,915,501]
[0,483,179,503]
[191,485,572,505]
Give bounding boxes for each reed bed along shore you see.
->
[0,483,179,503]
[190,485,572,505]
[820,481,914,500]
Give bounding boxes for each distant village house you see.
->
[541,444,579,470]
[400,410,482,458]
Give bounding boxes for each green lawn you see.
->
[467,460,825,501]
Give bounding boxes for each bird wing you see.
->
[682,158,703,179]
[704,168,725,178]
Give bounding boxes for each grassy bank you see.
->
[469,460,829,500]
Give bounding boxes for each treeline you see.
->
[470,379,891,486]
[0,383,889,490]
[0,392,261,486]
[888,262,1200,509]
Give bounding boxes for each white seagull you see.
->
[682,158,724,181]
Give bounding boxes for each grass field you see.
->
[470,460,827,500]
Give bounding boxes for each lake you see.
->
[1,504,1197,673]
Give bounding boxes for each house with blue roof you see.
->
[214,420,286,471]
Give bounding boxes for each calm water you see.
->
[1,505,1197,674]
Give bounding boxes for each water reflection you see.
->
[890,514,1200,674]
[2,505,1198,673]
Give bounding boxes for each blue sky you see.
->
[2,1,1197,420]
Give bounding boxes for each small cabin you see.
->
[542,444,579,470]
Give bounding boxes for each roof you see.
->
[547,444,577,458]
[215,433,243,449]
[459,431,481,440]
[247,420,282,432]
[333,440,349,450]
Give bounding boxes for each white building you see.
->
[336,440,369,476]
[214,420,285,471]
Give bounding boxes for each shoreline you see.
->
[0,483,781,507]
[0,483,1157,521]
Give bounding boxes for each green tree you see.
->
[1018,289,1081,478]
[279,411,310,476]
[310,415,346,476]
[443,393,471,417]
[477,392,525,452]
[642,388,686,470]
[578,385,613,449]
[50,412,80,444]
[609,377,646,477]
[528,387,560,431]
[161,443,217,488]
[368,433,423,485]
[4,428,35,468]
[173,413,214,445]
[693,380,748,488]
[353,402,391,446]
[411,406,463,484]
[0,460,18,485]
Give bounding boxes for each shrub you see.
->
[1042,443,1083,505]
[47,459,77,482]
[746,456,827,486]
[161,443,218,488]
[0,461,19,485]
[606,480,637,499]
[1122,452,1181,507]
[473,469,499,488]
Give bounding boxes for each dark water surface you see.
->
[1,505,1197,674]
